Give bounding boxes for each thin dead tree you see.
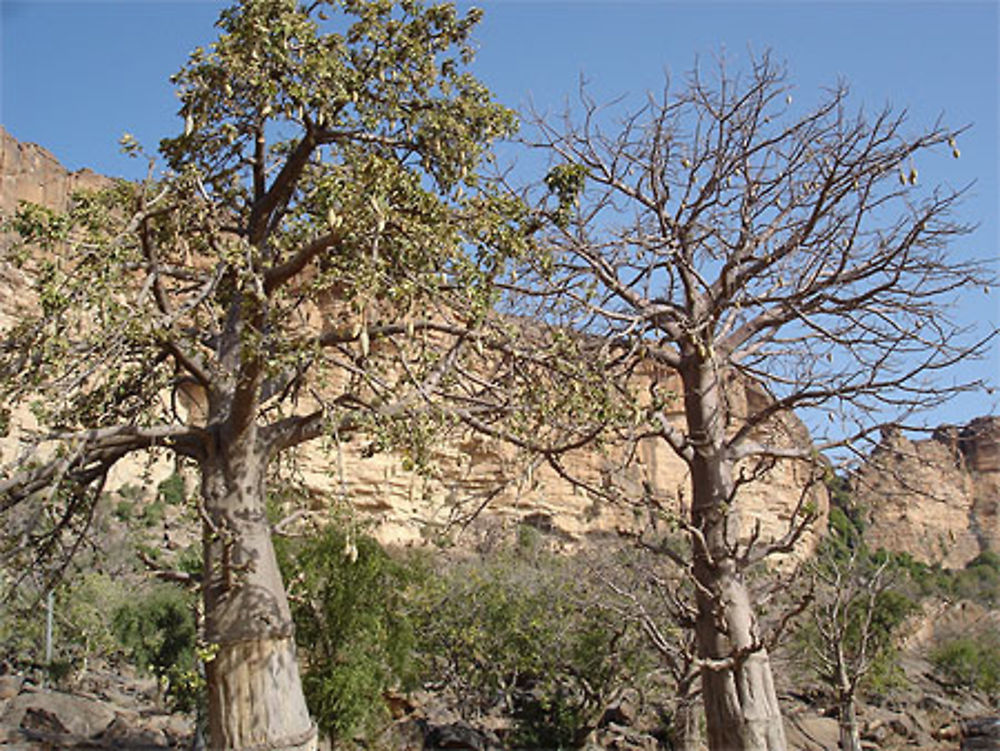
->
[805,544,902,751]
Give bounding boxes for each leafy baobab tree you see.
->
[525,53,996,751]
[0,0,525,747]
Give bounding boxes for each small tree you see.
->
[931,629,1000,699]
[413,535,652,747]
[801,537,915,751]
[112,582,199,708]
[598,534,702,751]
[0,1,523,746]
[518,52,996,751]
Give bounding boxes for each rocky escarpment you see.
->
[1,126,109,330]
[0,126,107,215]
[2,128,829,555]
[8,126,997,569]
[855,417,1000,568]
[284,363,827,552]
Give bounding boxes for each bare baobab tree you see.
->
[520,52,997,751]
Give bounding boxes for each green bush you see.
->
[157,472,186,506]
[276,527,420,742]
[969,550,1000,571]
[112,583,198,711]
[113,500,134,522]
[824,473,866,541]
[141,499,166,527]
[413,540,649,747]
[276,526,651,747]
[59,572,132,664]
[116,483,145,502]
[931,630,1000,697]
[510,684,591,750]
[874,548,1000,608]
[175,544,203,577]
[0,571,131,675]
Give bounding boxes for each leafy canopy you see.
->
[0,0,532,547]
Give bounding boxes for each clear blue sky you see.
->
[2,0,998,427]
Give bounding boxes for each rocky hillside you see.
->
[0,127,108,331]
[2,128,998,751]
[3,127,998,568]
[0,127,107,216]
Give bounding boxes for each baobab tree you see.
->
[0,0,528,747]
[522,53,996,750]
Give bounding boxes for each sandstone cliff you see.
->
[1,126,109,330]
[284,366,828,552]
[2,127,825,555]
[0,126,107,216]
[855,417,1000,568]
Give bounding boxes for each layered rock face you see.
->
[1,126,108,329]
[855,417,1000,568]
[287,365,828,552]
[953,417,1000,559]
[1,129,828,555]
[0,126,107,215]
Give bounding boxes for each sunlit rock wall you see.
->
[1,128,828,559]
[855,417,1000,568]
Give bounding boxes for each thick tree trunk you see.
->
[694,572,787,751]
[681,360,788,751]
[200,434,316,751]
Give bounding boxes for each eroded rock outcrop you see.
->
[287,365,827,553]
[0,126,107,216]
[855,417,1000,568]
[1,126,109,330]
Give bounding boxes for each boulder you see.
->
[963,717,1000,751]
[598,688,641,728]
[99,714,169,748]
[21,706,71,734]
[425,722,492,750]
[0,675,24,700]
[152,712,195,745]
[588,722,660,751]
[784,713,839,751]
[1,689,116,739]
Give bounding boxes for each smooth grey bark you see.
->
[838,689,862,751]
[682,360,788,751]
[834,643,862,751]
[200,424,315,751]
